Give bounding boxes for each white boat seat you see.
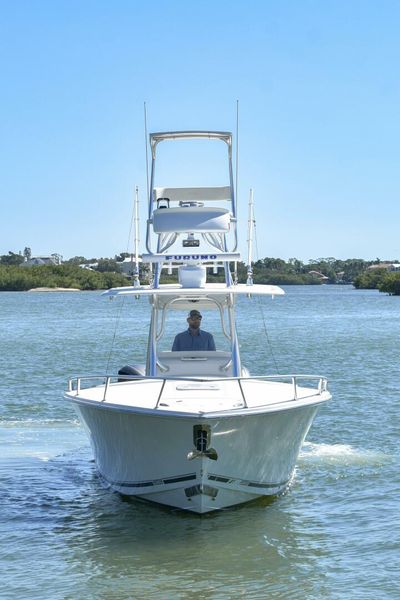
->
[153,207,230,233]
[156,351,233,377]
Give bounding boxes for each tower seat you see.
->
[153,206,230,233]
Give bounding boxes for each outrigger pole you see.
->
[246,188,255,286]
[133,185,140,288]
[233,99,239,285]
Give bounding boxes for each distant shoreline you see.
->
[28,287,81,292]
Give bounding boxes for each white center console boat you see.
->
[64,130,331,513]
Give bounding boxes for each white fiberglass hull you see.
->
[67,387,326,514]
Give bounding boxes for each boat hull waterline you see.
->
[66,379,329,514]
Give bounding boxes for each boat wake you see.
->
[300,441,391,467]
[0,419,87,461]
[0,418,81,428]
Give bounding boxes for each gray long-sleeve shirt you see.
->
[172,328,216,351]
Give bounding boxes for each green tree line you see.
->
[353,268,400,295]
[0,264,128,291]
[1,251,400,293]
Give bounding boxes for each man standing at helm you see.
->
[172,309,216,351]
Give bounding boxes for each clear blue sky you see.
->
[1,1,399,262]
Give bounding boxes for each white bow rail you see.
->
[67,374,328,408]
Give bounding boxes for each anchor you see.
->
[187,424,218,461]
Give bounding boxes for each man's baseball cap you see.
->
[188,309,202,319]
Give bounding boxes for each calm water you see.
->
[1,286,399,599]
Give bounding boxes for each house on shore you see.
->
[367,262,400,272]
[20,253,63,267]
[119,256,142,277]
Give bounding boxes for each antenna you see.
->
[144,102,150,199]
[133,186,140,288]
[235,100,239,205]
[246,188,255,286]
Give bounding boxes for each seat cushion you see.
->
[153,207,230,233]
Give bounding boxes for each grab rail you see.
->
[66,374,328,408]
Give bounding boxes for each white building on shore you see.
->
[20,253,63,267]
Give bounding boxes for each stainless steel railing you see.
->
[66,374,328,407]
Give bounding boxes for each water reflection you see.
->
[2,458,397,599]
[8,438,397,598]
[42,452,333,598]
